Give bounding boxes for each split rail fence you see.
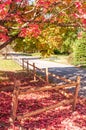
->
[11,58,80,126]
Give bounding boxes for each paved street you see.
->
[11,53,86,97]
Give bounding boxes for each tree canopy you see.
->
[0,0,86,50]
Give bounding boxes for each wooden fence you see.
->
[22,58,49,83]
[10,58,80,127]
[21,58,75,84]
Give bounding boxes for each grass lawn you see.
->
[0,57,22,71]
[44,54,69,65]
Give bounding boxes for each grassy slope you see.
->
[0,57,22,71]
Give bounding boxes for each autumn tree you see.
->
[0,0,86,51]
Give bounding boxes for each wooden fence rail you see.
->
[21,58,74,84]
[10,58,80,126]
[11,77,80,124]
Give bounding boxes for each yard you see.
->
[0,56,86,130]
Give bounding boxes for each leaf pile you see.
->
[0,71,86,130]
[0,91,86,130]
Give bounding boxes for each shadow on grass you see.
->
[0,69,86,130]
[0,70,46,92]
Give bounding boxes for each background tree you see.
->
[37,25,62,56]
[13,37,40,53]
[60,27,78,54]
[73,32,86,66]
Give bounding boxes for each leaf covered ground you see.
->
[0,71,86,130]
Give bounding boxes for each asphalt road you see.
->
[11,53,86,97]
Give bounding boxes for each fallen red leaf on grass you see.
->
[0,91,86,130]
[0,71,86,130]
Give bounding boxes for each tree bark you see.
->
[0,34,18,50]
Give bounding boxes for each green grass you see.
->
[31,52,41,57]
[0,58,22,71]
[44,54,69,64]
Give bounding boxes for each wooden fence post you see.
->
[26,60,29,72]
[73,76,80,110]
[22,59,24,70]
[33,63,36,81]
[11,79,20,124]
[45,67,49,84]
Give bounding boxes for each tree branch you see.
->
[0,34,18,50]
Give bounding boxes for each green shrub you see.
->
[73,39,86,66]
[53,49,61,55]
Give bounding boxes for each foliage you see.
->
[13,25,62,56]
[37,25,62,57]
[13,37,40,53]
[12,37,26,52]
[53,49,61,55]
[73,32,86,66]
[0,0,86,53]
[60,27,78,54]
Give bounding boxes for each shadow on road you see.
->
[47,66,86,97]
[36,66,86,97]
